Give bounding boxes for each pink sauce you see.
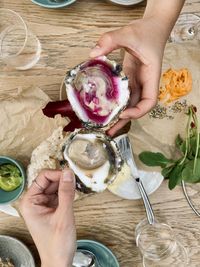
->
[74,59,120,124]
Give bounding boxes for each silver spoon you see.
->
[115,134,155,225]
[72,249,101,267]
[135,177,155,225]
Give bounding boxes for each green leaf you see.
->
[175,134,183,150]
[161,165,175,178]
[179,141,187,155]
[174,134,186,155]
[139,151,173,168]
[182,159,200,183]
[168,164,184,190]
[190,135,200,157]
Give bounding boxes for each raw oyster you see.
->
[65,56,129,129]
[63,129,122,193]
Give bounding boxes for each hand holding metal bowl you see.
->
[43,56,129,131]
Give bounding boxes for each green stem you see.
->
[192,110,199,173]
[179,109,192,166]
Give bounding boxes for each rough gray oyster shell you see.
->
[63,129,122,193]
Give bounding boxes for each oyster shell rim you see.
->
[62,128,123,193]
[64,56,130,130]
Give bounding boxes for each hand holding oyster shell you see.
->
[43,56,130,134]
[64,56,129,130]
[42,56,131,194]
[89,17,176,136]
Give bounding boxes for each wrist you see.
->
[141,16,172,44]
[143,1,185,40]
[41,259,72,267]
[41,263,71,267]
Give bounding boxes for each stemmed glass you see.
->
[135,219,189,267]
[0,9,41,70]
[169,13,200,43]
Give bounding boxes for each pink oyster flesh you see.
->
[72,60,121,125]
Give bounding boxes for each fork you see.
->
[115,134,155,225]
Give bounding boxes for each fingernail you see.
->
[90,45,101,57]
[63,170,74,183]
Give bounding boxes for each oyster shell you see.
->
[63,129,122,193]
[65,56,129,129]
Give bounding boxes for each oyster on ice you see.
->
[63,129,122,193]
[65,56,129,129]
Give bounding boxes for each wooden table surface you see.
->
[1,0,200,266]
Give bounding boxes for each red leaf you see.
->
[42,100,83,132]
[64,120,83,132]
[42,100,76,118]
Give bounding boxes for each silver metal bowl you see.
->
[0,235,35,267]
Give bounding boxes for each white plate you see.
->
[108,0,144,6]
[108,163,164,200]
[0,204,20,217]
[31,0,77,9]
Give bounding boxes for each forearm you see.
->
[41,264,71,267]
[144,0,185,40]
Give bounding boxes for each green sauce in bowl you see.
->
[0,156,26,204]
[0,164,23,192]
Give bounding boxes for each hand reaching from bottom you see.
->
[20,169,76,267]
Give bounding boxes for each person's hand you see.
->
[90,17,168,136]
[19,169,76,267]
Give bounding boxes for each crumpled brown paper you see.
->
[0,87,67,166]
[130,41,200,169]
[0,41,199,193]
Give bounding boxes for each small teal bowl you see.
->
[0,156,26,204]
[77,240,120,267]
[31,0,77,9]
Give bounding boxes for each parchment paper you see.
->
[129,41,200,169]
[0,87,66,166]
[0,87,67,215]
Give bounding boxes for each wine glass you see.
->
[0,9,41,70]
[135,219,189,267]
[169,13,200,43]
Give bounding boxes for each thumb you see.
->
[58,169,75,214]
[90,29,123,58]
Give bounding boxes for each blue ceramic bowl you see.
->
[77,240,120,267]
[0,156,26,204]
[31,0,77,9]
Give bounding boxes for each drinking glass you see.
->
[169,13,200,43]
[0,9,41,70]
[135,219,189,267]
